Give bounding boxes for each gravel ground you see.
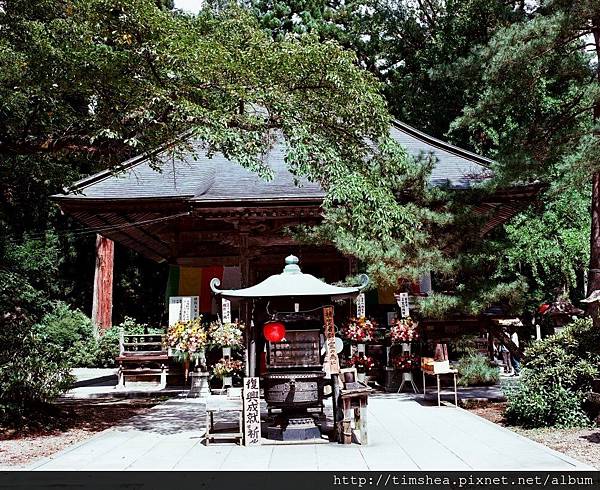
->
[0,397,162,468]
[468,402,600,469]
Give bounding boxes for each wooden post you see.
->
[91,234,114,336]
[239,231,256,377]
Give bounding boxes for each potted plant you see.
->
[208,319,245,358]
[212,358,244,388]
[167,318,208,382]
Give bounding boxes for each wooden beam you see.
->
[92,234,114,335]
[176,256,240,267]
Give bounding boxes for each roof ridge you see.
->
[391,120,494,169]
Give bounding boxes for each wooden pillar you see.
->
[92,234,114,336]
[239,231,256,376]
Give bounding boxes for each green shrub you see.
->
[504,379,589,428]
[35,305,163,368]
[504,318,599,428]
[75,318,165,368]
[457,354,500,387]
[0,313,74,427]
[35,302,94,350]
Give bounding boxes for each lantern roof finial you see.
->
[283,255,301,274]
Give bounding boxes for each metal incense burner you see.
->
[263,325,327,441]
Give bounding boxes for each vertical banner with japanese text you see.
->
[356,292,366,318]
[396,292,410,318]
[323,306,340,374]
[221,298,231,323]
[243,377,261,446]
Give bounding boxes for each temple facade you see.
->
[54,120,537,335]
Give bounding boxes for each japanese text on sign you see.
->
[243,377,261,446]
[222,298,231,323]
[396,292,410,318]
[323,306,340,374]
[356,293,366,318]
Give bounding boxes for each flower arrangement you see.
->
[392,354,420,372]
[342,317,376,342]
[212,358,244,379]
[167,317,208,362]
[347,354,377,373]
[390,317,419,343]
[208,320,244,349]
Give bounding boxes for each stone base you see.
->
[266,416,322,441]
[384,367,402,392]
[189,372,210,398]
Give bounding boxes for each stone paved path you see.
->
[28,394,593,471]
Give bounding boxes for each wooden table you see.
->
[205,395,243,445]
[421,369,458,406]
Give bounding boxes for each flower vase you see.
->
[357,372,366,383]
[357,343,366,354]
[223,376,233,388]
[222,346,232,359]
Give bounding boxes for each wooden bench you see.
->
[116,330,168,389]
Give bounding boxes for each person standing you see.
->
[499,342,511,374]
[510,329,521,376]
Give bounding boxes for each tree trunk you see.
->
[91,234,114,336]
[588,17,600,327]
[588,173,600,326]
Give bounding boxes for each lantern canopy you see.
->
[211,255,368,299]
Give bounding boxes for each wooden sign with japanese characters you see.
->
[356,292,366,318]
[221,298,231,323]
[323,306,340,374]
[243,377,261,446]
[396,292,410,318]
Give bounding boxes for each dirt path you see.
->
[0,397,162,468]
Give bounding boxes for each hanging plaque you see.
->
[323,306,340,374]
[356,292,366,318]
[221,298,231,323]
[243,377,261,446]
[396,292,410,318]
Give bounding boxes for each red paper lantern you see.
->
[263,321,286,342]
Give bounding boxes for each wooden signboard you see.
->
[323,306,340,375]
[356,293,366,318]
[396,292,410,318]
[243,377,261,446]
[221,298,231,323]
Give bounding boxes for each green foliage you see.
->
[456,354,499,387]
[504,381,590,429]
[504,318,600,428]
[71,317,163,368]
[252,0,526,140]
[451,3,599,185]
[35,302,95,350]
[450,335,479,357]
[498,188,590,306]
[0,310,74,427]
